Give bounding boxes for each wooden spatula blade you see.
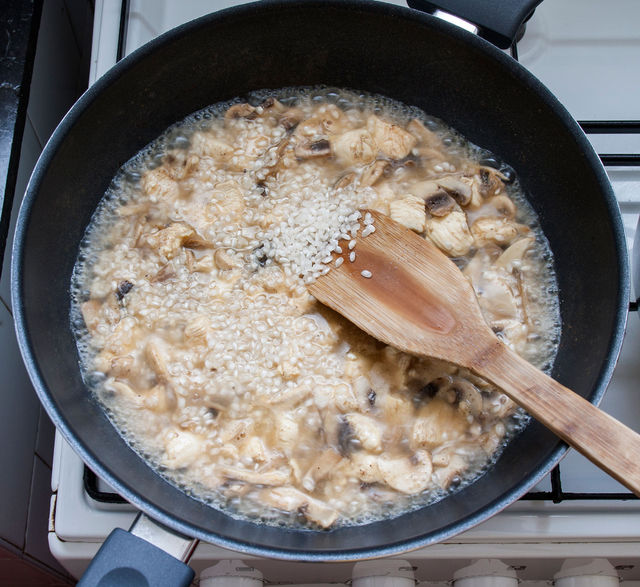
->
[309,210,494,364]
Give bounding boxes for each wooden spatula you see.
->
[309,209,640,496]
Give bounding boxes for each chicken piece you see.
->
[259,486,339,528]
[301,448,343,491]
[389,195,427,233]
[426,209,473,257]
[471,216,523,247]
[218,465,291,486]
[331,129,377,166]
[377,450,433,494]
[411,397,469,449]
[276,412,299,448]
[162,429,203,468]
[143,384,172,413]
[344,413,383,453]
[367,115,417,160]
[142,167,180,201]
[208,181,245,222]
[243,436,269,463]
[141,222,194,261]
[190,131,234,162]
[474,268,519,322]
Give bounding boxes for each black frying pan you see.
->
[11,0,629,583]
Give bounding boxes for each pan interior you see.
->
[13,1,626,559]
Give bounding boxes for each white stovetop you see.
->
[50,0,640,581]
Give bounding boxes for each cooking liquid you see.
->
[71,87,561,528]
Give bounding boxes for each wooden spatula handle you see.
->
[477,342,640,497]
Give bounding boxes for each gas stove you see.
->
[43,0,640,583]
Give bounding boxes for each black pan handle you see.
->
[77,514,197,587]
[406,0,544,49]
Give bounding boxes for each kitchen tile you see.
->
[25,457,70,577]
[0,301,40,548]
[27,0,82,147]
[0,116,42,310]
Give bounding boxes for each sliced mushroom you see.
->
[145,341,171,383]
[301,448,342,491]
[377,450,433,494]
[104,379,144,406]
[331,129,377,166]
[367,115,417,160]
[432,453,467,490]
[424,190,456,217]
[426,209,474,257]
[494,236,535,269]
[489,194,517,218]
[259,486,339,528]
[294,138,331,159]
[437,175,473,206]
[389,194,427,233]
[224,102,258,121]
[477,166,507,198]
[143,384,172,413]
[408,179,441,200]
[279,107,304,131]
[448,377,483,418]
[184,316,209,340]
[218,465,291,486]
[334,172,357,189]
[344,413,383,453]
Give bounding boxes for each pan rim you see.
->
[11,0,630,561]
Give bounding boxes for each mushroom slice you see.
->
[389,195,427,233]
[360,159,390,187]
[489,194,517,218]
[424,190,456,217]
[448,377,483,418]
[145,340,171,383]
[494,237,535,270]
[477,166,507,198]
[471,216,523,247]
[350,452,383,484]
[344,413,383,453]
[163,429,203,468]
[331,129,377,166]
[432,454,467,490]
[214,248,243,270]
[367,115,417,160]
[219,465,291,486]
[224,102,258,121]
[437,176,473,206]
[301,448,343,491]
[294,138,331,159]
[377,450,433,494]
[259,486,339,528]
[408,180,441,200]
[426,209,473,257]
[279,107,304,131]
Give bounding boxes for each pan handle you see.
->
[406,0,544,49]
[77,513,197,587]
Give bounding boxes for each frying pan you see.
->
[11,0,629,583]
